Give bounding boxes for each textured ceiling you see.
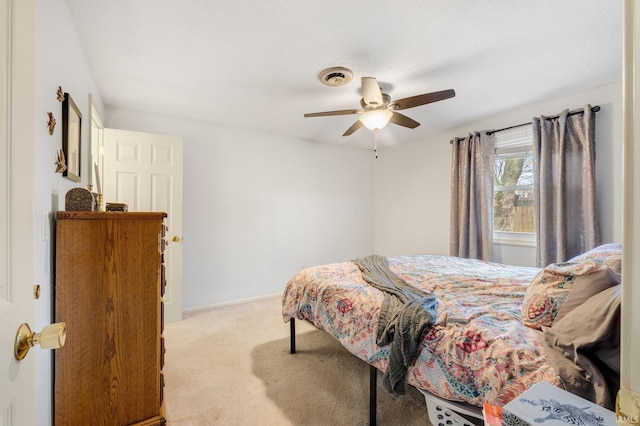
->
[65,0,622,148]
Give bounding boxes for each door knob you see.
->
[14,322,67,361]
[172,235,180,242]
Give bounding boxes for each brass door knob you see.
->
[172,235,180,242]
[14,322,67,361]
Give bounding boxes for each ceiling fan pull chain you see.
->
[374,129,379,159]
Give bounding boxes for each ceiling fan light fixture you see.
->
[359,110,393,130]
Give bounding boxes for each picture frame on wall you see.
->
[62,92,82,183]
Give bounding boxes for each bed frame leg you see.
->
[289,317,376,424]
[369,365,377,426]
[290,319,296,354]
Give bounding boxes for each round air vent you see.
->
[318,67,353,87]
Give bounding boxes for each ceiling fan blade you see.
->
[389,112,420,129]
[343,120,363,136]
[361,77,384,106]
[390,89,455,110]
[304,109,362,117]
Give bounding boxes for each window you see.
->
[493,126,536,246]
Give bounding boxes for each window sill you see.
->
[493,231,536,247]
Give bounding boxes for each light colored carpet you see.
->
[162,295,431,425]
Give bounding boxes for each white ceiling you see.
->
[65,1,622,148]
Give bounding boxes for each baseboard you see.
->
[182,292,282,314]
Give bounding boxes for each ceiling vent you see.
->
[318,67,353,87]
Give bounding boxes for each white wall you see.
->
[34,1,105,424]
[104,108,375,309]
[374,82,623,267]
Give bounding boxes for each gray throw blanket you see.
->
[353,255,439,396]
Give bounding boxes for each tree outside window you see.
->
[494,151,535,233]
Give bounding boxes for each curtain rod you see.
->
[449,105,600,143]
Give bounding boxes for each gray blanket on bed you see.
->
[353,255,439,396]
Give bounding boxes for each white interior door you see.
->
[0,0,36,423]
[103,128,183,322]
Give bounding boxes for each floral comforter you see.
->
[281,254,561,407]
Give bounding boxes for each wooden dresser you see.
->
[54,212,167,425]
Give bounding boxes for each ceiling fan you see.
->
[304,77,455,136]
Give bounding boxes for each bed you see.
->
[281,244,622,424]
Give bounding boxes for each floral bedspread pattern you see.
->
[281,254,561,407]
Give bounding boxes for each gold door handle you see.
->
[172,235,180,242]
[14,322,67,361]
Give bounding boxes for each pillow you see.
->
[567,243,622,274]
[542,284,621,409]
[553,264,620,324]
[521,260,616,330]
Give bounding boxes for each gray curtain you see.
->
[532,105,600,267]
[450,131,495,260]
